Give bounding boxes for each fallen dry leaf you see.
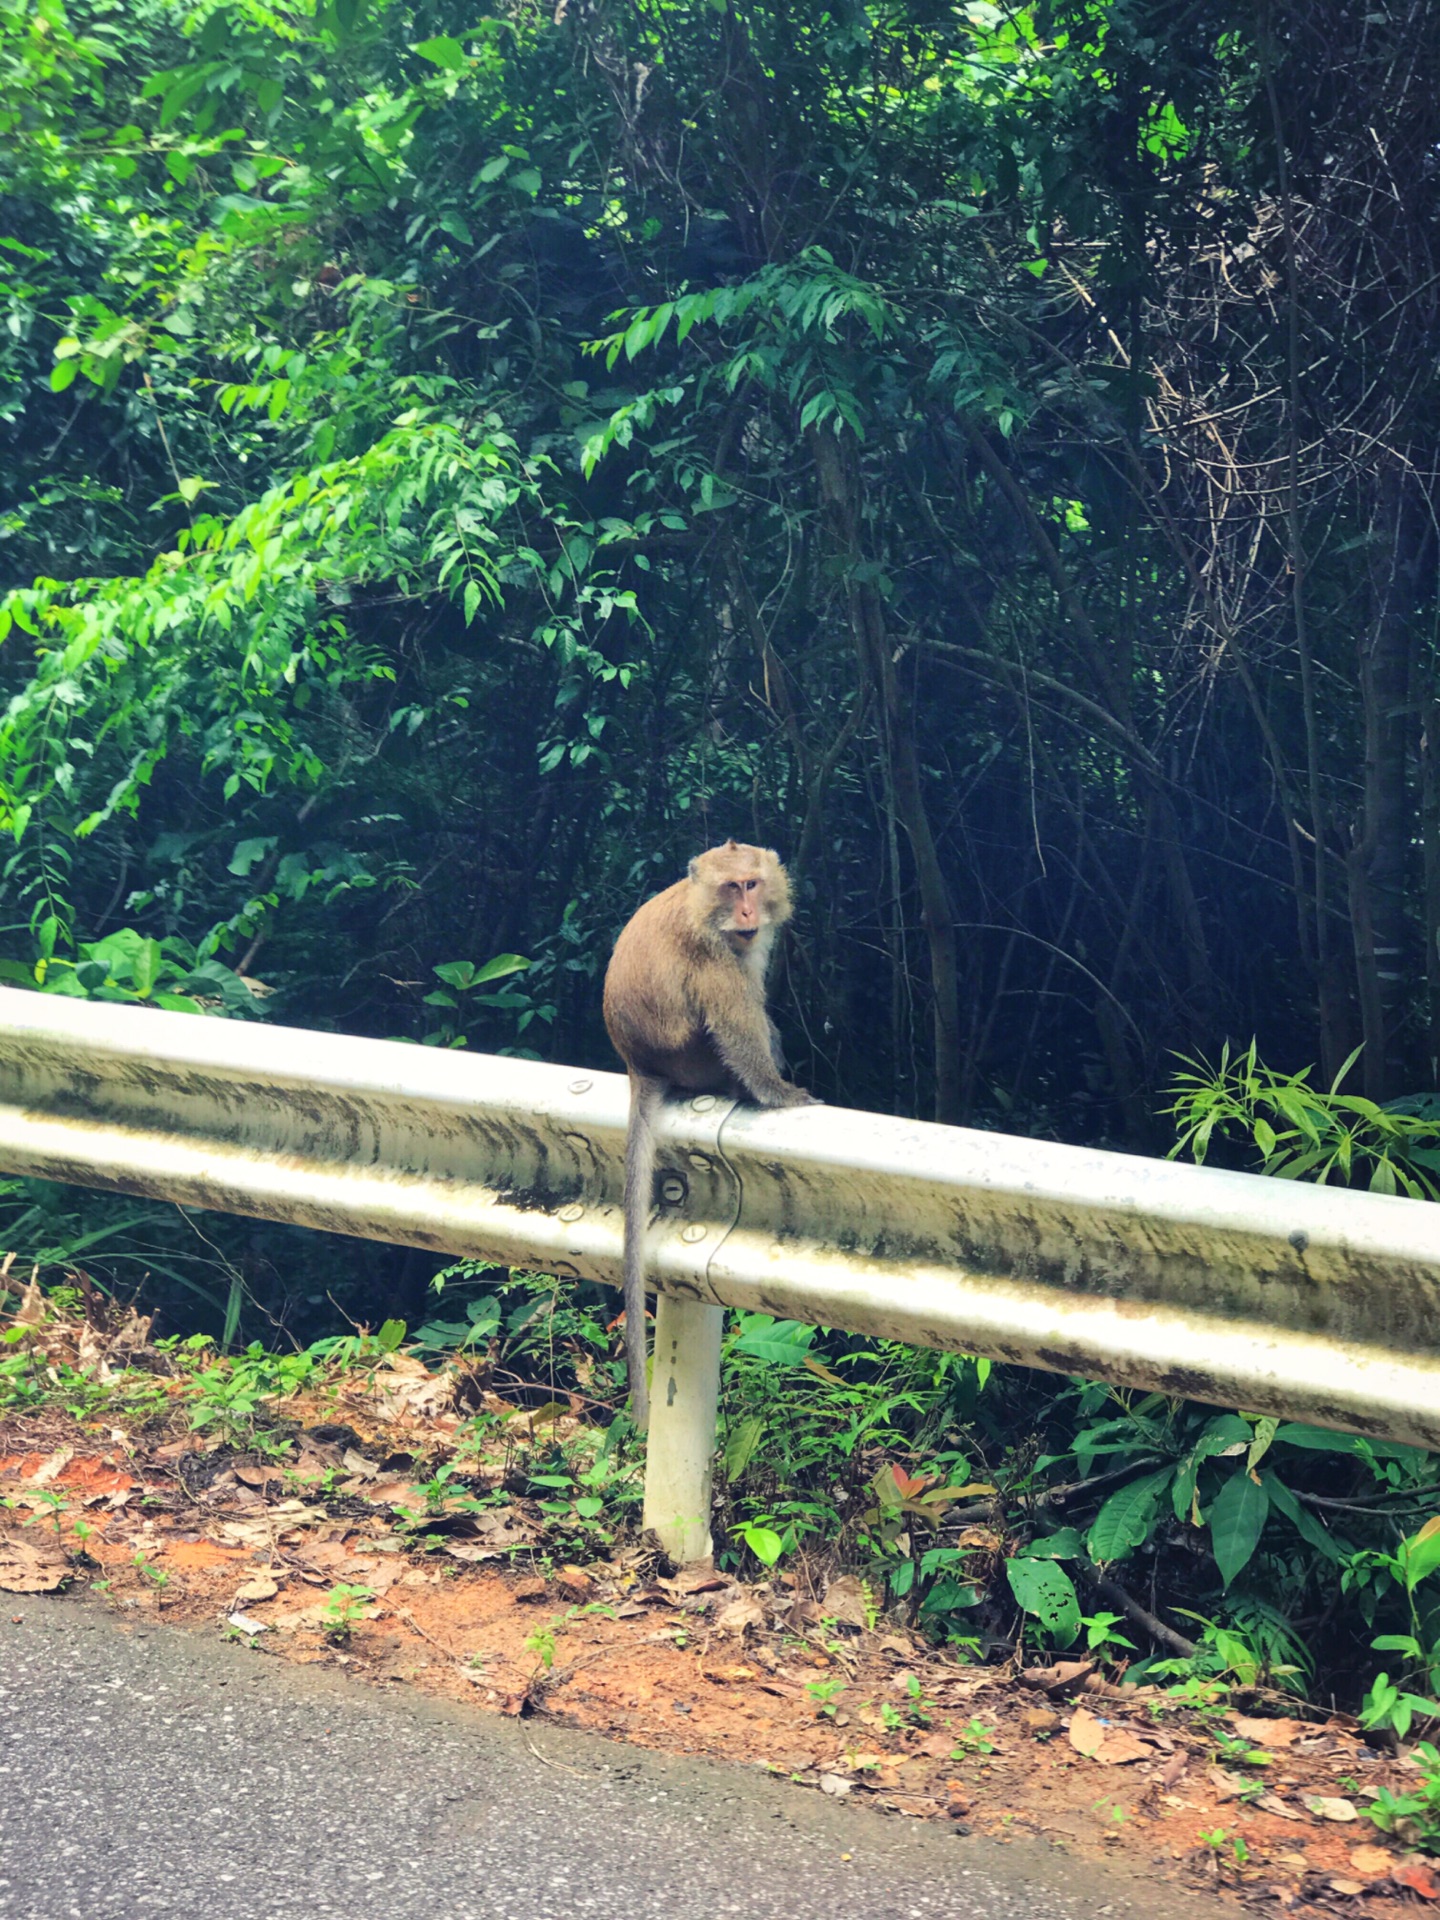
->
[1329,1877,1367,1896]
[1092,1726,1150,1765]
[1207,1766,1253,1801]
[1069,1706,1106,1757]
[356,1477,414,1505]
[14,1276,47,1327]
[822,1574,871,1630]
[369,1363,457,1420]
[1302,1794,1359,1823]
[291,1540,351,1572]
[884,1795,941,1817]
[0,1533,69,1593]
[715,1592,766,1634]
[1254,1791,1301,1819]
[955,1526,1003,1551]
[511,1577,549,1603]
[1068,1706,1147,1763]
[233,1464,282,1489]
[27,1447,74,1487]
[1231,1714,1307,1747]
[209,1519,276,1551]
[1348,1846,1395,1878]
[1396,1862,1440,1901]
[1023,1660,1096,1694]
[466,1510,534,1550]
[663,1568,727,1597]
[819,1773,852,1797]
[233,1575,280,1603]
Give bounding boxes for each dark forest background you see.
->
[2,0,1438,1216]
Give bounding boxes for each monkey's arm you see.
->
[702,971,814,1109]
[766,1015,786,1074]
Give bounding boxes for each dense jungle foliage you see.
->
[4,0,1440,1715]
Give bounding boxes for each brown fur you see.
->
[603,841,815,1429]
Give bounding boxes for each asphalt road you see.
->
[1,1598,1230,1920]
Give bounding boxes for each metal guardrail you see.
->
[1,988,1438,1553]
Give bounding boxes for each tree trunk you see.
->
[1350,457,1424,1099]
[810,428,962,1124]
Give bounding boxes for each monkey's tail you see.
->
[622,1072,664,1433]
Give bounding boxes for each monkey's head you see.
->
[688,839,792,950]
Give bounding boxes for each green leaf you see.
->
[50,359,79,393]
[731,1316,816,1364]
[131,937,164,998]
[1259,1470,1342,1564]
[1195,1413,1253,1451]
[1006,1555,1081,1647]
[723,1414,766,1480]
[1273,1423,1365,1454]
[1087,1467,1173,1562]
[414,35,467,70]
[1208,1469,1269,1588]
[1397,1520,1440,1594]
[737,1523,784,1567]
[228,837,276,877]
[471,952,530,984]
[1026,1526,1084,1559]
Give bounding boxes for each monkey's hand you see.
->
[772,1084,822,1109]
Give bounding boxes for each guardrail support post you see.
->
[642,1293,724,1565]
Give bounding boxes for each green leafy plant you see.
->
[321,1583,374,1645]
[420,953,543,1050]
[806,1677,845,1720]
[525,1627,558,1673]
[1168,1042,1440,1198]
[951,1716,997,1757]
[1364,1741,1440,1851]
[1359,1672,1440,1743]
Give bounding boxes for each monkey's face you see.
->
[717,871,763,940]
[689,840,792,951]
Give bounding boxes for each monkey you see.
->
[603,840,817,1431]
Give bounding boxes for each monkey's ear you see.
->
[725,837,738,850]
[688,857,701,883]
